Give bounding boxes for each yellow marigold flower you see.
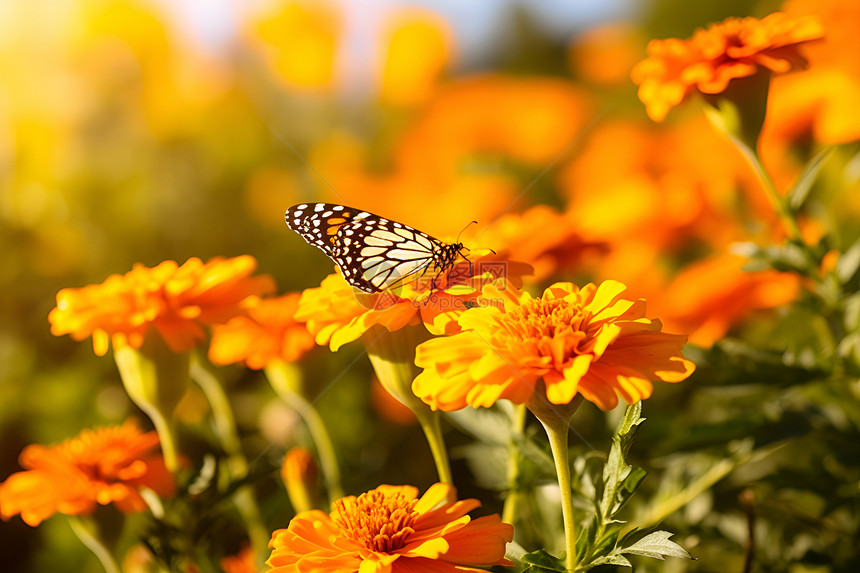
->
[49,256,275,356]
[266,483,513,572]
[414,280,695,412]
[380,8,452,107]
[295,254,531,351]
[246,1,340,92]
[208,293,315,369]
[632,12,823,121]
[0,421,174,527]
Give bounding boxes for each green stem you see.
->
[67,516,120,573]
[528,393,583,572]
[413,406,453,485]
[502,403,528,525]
[113,338,189,475]
[265,360,344,502]
[542,416,577,572]
[362,325,453,486]
[149,411,180,475]
[190,354,269,562]
[745,148,804,243]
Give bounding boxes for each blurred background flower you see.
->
[3,0,860,571]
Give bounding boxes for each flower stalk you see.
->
[67,515,121,573]
[362,325,453,485]
[502,402,528,526]
[265,359,344,502]
[701,76,804,244]
[190,352,269,561]
[113,333,190,473]
[528,392,584,573]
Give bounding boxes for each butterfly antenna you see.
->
[457,220,478,244]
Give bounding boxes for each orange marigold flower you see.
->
[414,280,695,412]
[480,204,606,281]
[0,421,174,527]
[632,12,823,121]
[642,253,800,347]
[49,256,275,356]
[221,544,257,573]
[761,0,860,187]
[267,482,513,573]
[295,253,532,351]
[208,293,315,369]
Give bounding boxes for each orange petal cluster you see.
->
[220,544,257,573]
[208,293,315,369]
[414,280,695,412]
[480,204,605,281]
[0,422,174,526]
[642,253,801,347]
[632,12,823,121]
[49,256,275,356]
[296,253,532,351]
[266,483,512,573]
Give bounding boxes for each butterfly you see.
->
[285,203,470,293]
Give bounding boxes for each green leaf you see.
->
[444,402,513,444]
[618,402,645,455]
[521,549,566,572]
[600,403,645,518]
[787,146,834,211]
[620,531,692,560]
[598,555,633,567]
[835,237,860,284]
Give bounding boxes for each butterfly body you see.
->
[285,203,467,293]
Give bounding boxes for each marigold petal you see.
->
[412,482,453,514]
[545,354,591,404]
[433,515,514,566]
[582,279,628,313]
[577,368,622,411]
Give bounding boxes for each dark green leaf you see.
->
[521,549,566,572]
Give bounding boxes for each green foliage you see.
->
[515,405,690,571]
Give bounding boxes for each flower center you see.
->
[503,297,591,341]
[333,490,418,553]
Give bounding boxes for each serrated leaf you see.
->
[787,146,833,210]
[603,555,633,567]
[600,404,645,518]
[618,401,645,442]
[620,531,691,560]
[590,554,633,568]
[521,549,566,572]
[613,466,647,513]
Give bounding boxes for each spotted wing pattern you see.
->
[285,203,466,293]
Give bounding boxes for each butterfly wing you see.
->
[284,203,370,256]
[332,219,440,292]
[285,203,456,293]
